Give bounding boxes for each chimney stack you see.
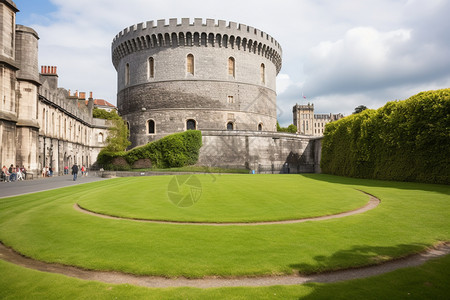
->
[40,65,58,75]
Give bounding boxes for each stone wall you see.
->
[198,130,322,173]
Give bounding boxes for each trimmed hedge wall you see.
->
[321,89,450,184]
[97,130,202,170]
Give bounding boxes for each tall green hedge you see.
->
[321,89,450,184]
[97,130,202,170]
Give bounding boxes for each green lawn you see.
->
[77,174,368,222]
[0,174,448,281]
[0,249,449,299]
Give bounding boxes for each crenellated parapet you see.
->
[111,18,282,74]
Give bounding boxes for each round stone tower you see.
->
[112,18,282,147]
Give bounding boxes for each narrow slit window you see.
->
[260,63,265,84]
[187,54,194,75]
[228,57,235,77]
[148,57,154,78]
[125,63,130,85]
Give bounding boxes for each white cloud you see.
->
[14,0,450,123]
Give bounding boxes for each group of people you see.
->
[1,164,88,182]
[41,166,54,177]
[70,164,87,181]
[1,165,27,182]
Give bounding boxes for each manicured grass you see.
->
[76,175,368,222]
[0,174,448,279]
[0,250,449,299]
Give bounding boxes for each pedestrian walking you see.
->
[72,164,79,181]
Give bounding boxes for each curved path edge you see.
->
[0,241,448,288]
[74,191,380,226]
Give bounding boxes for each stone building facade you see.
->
[0,0,109,177]
[112,18,282,147]
[293,103,344,136]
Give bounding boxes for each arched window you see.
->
[98,132,104,143]
[125,63,130,85]
[260,63,265,84]
[258,123,263,131]
[148,119,155,134]
[227,122,234,131]
[186,119,196,130]
[228,57,235,77]
[187,54,194,75]
[148,57,154,78]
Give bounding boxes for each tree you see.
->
[353,105,368,114]
[104,118,131,152]
[93,107,120,120]
[277,121,297,133]
[287,124,298,133]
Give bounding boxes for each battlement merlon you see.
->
[293,103,315,112]
[112,18,282,52]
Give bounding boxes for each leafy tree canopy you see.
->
[353,105,368,114]
[277,121,297,133]
[93,107,120,120]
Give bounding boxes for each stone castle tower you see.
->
[111,18,282,147]
[293,103,344,136]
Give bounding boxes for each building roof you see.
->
[86,99,116,108]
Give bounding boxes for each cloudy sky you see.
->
[15,0,450,125]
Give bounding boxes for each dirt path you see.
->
[0,242,448,288]
[74,192,380,226]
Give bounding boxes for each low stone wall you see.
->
[198,130,322,174]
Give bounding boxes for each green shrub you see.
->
[277,121,297,133]
[97,130,203,170]
[92,107,120,120]
[321,89,450,184]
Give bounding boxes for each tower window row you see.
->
[145,119,264,134]
[125,55,265,83]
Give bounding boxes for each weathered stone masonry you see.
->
[112,18,323,172]
[112,18,282,147]
[0,0,109,177]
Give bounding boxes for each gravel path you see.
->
[0,242,448,288]
[74,191,380,226]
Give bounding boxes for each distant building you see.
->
[293,103,344,136]
[86,97,117,112]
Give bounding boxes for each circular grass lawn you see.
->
[76,174,369,222]
[0,174,448,278]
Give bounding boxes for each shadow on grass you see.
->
[290,243,428,275]
[300,173,450,196]
[294,245,450,300]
